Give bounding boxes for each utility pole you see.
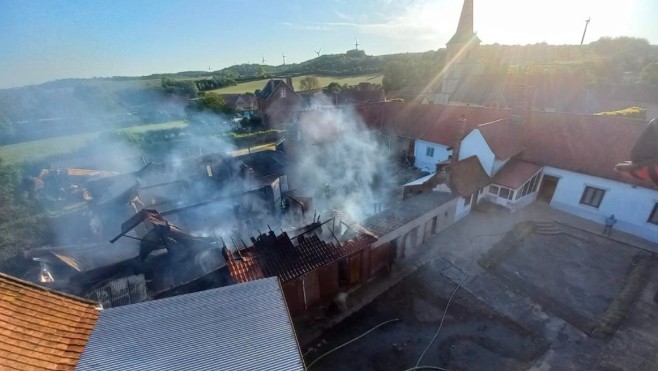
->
[581,18,590,45]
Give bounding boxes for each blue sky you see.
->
[1,0,657,89]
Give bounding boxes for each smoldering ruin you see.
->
[20,99,407,309]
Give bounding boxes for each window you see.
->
[580,186,605,208]
[531,173,541,192]
[489,185,500,195]
[515,173,541,200]
[426,147,434,157]
[499,187,511,200]
[280,88,286,98]
[648,203,658,225]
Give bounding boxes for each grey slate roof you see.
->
[77,277,305,371]
[257,79,284,100]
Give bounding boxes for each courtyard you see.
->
[302,202,658,370]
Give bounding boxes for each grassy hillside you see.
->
[210,74,383,94]
[0,121,187,164]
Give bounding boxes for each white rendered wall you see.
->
[544,166,658,243]
[414,140,451,173]
[455,196,472,221]
[458,130,495,176]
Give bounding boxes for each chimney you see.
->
[451,114,467,164]
[286,76,294,92]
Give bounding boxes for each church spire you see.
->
[447,0,479,46]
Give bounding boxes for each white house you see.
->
[458,118,524,176]
[414,140,452,173]
[357,100,657,243]
[448,156,491,221]
[486,159,544,211]
[540,166,658,242]
[519,110,658,243]
[432,109,658,243]
[406,106,509,173]
[455,118,547,212]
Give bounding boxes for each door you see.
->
[471,189,479,207]
[538,175,559,203]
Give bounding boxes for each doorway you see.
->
[538,175,559,203]
[471,189,479,207]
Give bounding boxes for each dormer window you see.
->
[280,88,286,98]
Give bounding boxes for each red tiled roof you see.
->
[449,156,491,197]
[492,159,542,189]
[519,111,656,189]
[356,102,511,146]
[0,273,100,370]
[477,118,524,159]
[448,70,590,113]
[226,232,374,284]
[385,90,435,104]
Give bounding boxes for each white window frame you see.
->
[648,203,658,226]
[580,186,605,208]
[426,147,435,158]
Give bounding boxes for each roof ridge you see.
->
[477,117,507,128]
[0,272,99,306]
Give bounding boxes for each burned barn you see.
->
[224,224,391,316]
[25,209,232,308]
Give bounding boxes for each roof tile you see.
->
[519,111,656,189]
[0,273,100,371]
[492,159,542,189]
[449,156,491,197]
[477,118,524,159]
[225,232,374,283]
[357,102,511,146]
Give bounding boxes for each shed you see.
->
[77,277,305,370]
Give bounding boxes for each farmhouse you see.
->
[353,101,658,243]
[257,78,303,128]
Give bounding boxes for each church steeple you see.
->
[447,0,480,47]
[435,0,483,105]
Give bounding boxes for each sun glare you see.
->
[477,0,637,45]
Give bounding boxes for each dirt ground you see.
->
[304,258,549,371]
[302,210,658,371]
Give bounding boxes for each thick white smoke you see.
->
[289,96,396,223]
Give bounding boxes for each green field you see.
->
[209,74,383,94]
[0,121,188,164]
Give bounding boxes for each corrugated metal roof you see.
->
[76,277,305,371]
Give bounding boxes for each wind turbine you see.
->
[282,53,287,65]
[261,55,266,64]
[315,49,321,58]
